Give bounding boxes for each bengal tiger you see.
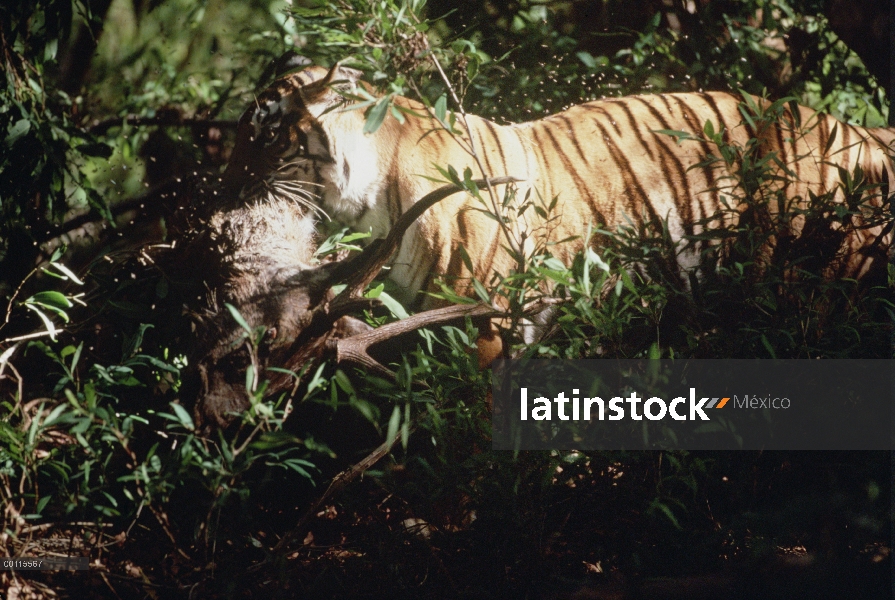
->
[221,64,892,307]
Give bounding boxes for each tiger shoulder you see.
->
[221,64,894,303]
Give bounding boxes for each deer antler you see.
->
[330,302,499,376]
[316,176,519,376]
[325,176,520,312]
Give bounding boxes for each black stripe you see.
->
[613,102,655,160]
[774,115,791,196]
[788,106,801,188]
[700,93,734,144]
[482,216,501,282]
[628,97,696,234]
[555,114,590,163]
[431,128,449,153]
[482,119,509,173]
[474,124,496,177]
[387,179,401,226]
[528,126,556,200]
[581,104,624,135]
[588,117,659,223]
[539,122,594,214]
[282,149,302,163]
[668,95,722,223]
[818,115,830,188]
[539,123,574,170]
[841,122,851,155]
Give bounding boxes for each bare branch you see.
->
[270,424,408,556]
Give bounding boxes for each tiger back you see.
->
[221,64,894,309]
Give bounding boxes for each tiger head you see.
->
[221,63,381,227]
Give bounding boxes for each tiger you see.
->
[219,63,894,349]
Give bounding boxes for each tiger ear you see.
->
[273,52,313,79]
[303,63,362,103]
[321,62,363,89]
[257,52,312,90]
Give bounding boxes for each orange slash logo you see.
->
[706,397,730,409]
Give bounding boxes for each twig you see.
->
[271,427,407,555]
[421,36,525,262]
[1,330,58,345]
[1,266,40,334]
[0,354,24,405]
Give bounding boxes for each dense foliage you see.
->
[0,0,891,598]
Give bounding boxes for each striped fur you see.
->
[222,65,894,307]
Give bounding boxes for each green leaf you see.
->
[49,262,84,285]
[456,244,474,273]
[653,129,698,145]
[651,501,682,529]
[67,343,82,372]
[364,283,384,300]
[266,371,300,386]
[49,246,65,263]
[386,405,401,444]
[5,119,31,145]
[351,397,377,423]
[434,94,447,123]
[28,291,72,309]
[225,303,252,334]
[390,104,405,124]
[42,403,69,428]
[25,305,57,340]
[245,364,256,394]
[169,402,195,431]
[364,97,390,134]
[35,495,51,516]
[340,231,372,244]
[44,38,58,62]
[280,459,314,480]
[378,291,409,319]
[472,278,490,303]
[334,369,355,394]
[823,122,838,157]
[576,51,597,68]
[135,354,179,373]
